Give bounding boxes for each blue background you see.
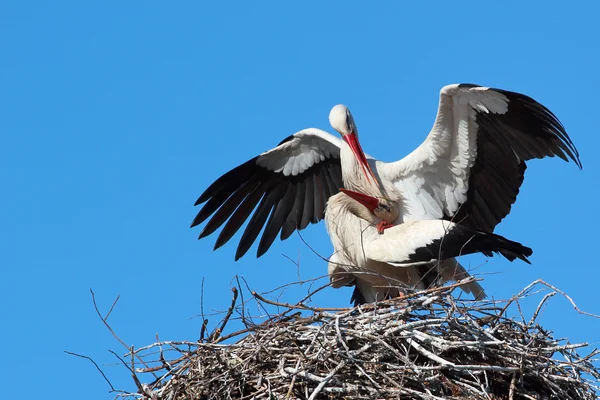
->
[1,2,598,397]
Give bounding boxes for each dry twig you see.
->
[94,279,600,400]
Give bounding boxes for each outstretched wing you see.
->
[192,128,344,260]
[380,84,581,232]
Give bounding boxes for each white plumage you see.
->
[324,191,533,304]
[331,84,580,230]
[255,129,342,176]
[324,192,489,304]
[192,83,580,302]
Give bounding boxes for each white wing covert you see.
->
[192,129,344,260]
[379,84,581,231]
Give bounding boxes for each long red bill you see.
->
[343,133,378,185]
[339,188,380,212]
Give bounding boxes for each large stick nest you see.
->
[97,279,599,400]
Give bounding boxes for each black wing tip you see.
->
[488,232,533,264]
[255,246,268,259]
[524,247,533,262]
[437,225,535,265]
[190,213,204,228]
[193,156,261,206]
[572,155,583,170]
[213,240,225,251]
[556,151,583,170]
[495,87,583,166]
[471,84,583,170]
[513,244,533,264]
[198,226,213,239]
[194,195,208,207]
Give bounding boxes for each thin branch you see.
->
[64,351,116,392]
[212,287,239,343]
[89,288,156,379]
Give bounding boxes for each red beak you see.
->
[343,133,378,184]
[340,188,379,212]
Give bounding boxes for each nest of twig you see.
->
[92,279,599,400]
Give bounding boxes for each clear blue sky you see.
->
[1,1,599,398]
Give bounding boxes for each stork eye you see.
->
[345,113,353,130]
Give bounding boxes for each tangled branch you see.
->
[74,278,600,400]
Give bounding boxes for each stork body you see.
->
[325,191,532,304]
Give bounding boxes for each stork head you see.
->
[340,188,398,224]
[329,104,377,184]
[329,104,356,136]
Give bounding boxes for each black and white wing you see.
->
[191,128,344,260]
[379,84,581,232]
[342,220,529,305]
[365,220,532,266]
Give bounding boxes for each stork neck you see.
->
[340,140,372,193]
[325,193,380,263]
[340,141,402,211]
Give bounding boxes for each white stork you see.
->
[325,188,532,304]
[192,84,580,265]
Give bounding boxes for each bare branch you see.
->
[100,279,600,399]
[64,351,116,392]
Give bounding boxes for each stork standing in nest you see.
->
[325,188,532,304]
